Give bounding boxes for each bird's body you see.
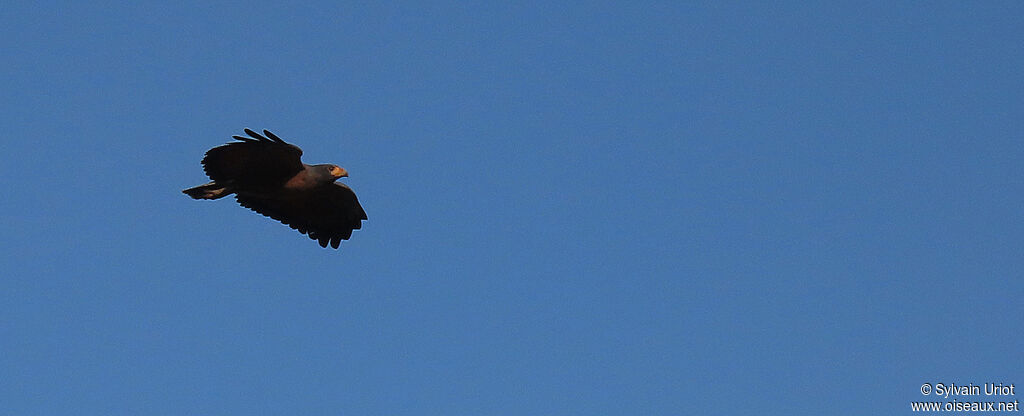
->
[183,129,366,249]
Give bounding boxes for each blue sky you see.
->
[2,1,1022,414]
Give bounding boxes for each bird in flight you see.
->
[183,128,366,249]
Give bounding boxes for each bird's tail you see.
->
[183,182,232,200]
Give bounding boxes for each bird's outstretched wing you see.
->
[202,129,304,187]
[236,183,367,249]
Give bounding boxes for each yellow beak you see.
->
[331,166,348,178]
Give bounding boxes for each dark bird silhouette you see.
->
[183,129,366,249]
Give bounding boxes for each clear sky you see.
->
[2,1,1022,415]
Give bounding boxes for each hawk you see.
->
[183,129,366,249]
